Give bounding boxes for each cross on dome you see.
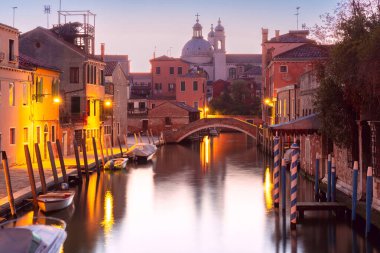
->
[196,13,200,23]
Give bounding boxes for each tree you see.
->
[314,0,380,147]
[209,80,261,116]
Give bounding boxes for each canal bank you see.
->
[0,135,157,218]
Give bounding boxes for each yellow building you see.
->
[0,23,61,165]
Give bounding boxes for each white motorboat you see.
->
[104,158,129,170]
[37,191,75,213]
[0,217,67,253]
[133,143,157,161]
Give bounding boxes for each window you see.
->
[128,102,134,110]
[139,102,146,109]
[50,125,55,143]
[87,65,90,83]
[70,67,80,83]
[22,83,28,106]
[36,126,41,144]
[168,83,175,92]
[93,100,97,116]
[93,66,97,84]
[155,83,162,90]
[229,68,237,79]
[152,103,156,108]
[87,100,91,116]
[194,101,198,109]
[169,67,174,75]
[180,81,186,92]
[9,83,15,106]
[23,127,28,143]
[156,67,161,74]
[283,99,287,117]
[10,128,15,144]
[71,96,81,113]
[9,40,15,61]
[117,123,120,135]
[193,81,198,91]
[100,70,104,85]
[280,65,288,73]
[36,77,43,103]
[165,117,172,125]
[52,79,59,97]
[178,67,183,75]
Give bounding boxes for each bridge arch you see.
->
[164,118,258,143]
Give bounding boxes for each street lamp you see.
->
[104,99,113,146]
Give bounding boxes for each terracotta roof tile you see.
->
[274,44,329,60]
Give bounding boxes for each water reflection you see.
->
[101,191,114,236]
[13,133,380,253]
[264,167,274,210]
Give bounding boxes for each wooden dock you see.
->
[297,202,347,219]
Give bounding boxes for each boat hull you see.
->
[38,192,75,213]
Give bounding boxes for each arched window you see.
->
[217,40,222,50]
[229,68,236,79]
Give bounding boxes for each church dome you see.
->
[215,18,224,32]
[181,15,214,64]
[181,38,213,64]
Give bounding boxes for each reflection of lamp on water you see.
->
[264,167,273,210]
[101,190,114,235]
[200,136,210,171]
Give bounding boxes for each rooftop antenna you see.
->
[153,46,156,59]
[301,23,306,30]
[12,7,17,27]
[44,5,51,28]
[295,7,300,30]
[58,0,62,24]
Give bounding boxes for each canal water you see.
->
[17,133,380,252]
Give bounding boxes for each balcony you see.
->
[86,84,105,99]
[128,108,148,117]
[60,113,87,124]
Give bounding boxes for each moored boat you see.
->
[0,217,67,253]
[37,191,75,213]
[104,158,129,170]
[133,143,157,161]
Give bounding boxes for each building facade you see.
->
[20,26,105,154]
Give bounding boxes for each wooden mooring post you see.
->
[56,139,68,184]
[1,151,16,216]
[108,135,114,159]
[138,132,142,143]
[134,133,138,144]
[47,141,59,189]
[273,134,280,208]
[98,138,106,169]
[352,161,359,222]
[146,130,151,144]
[73,139,83,180]
[117,136,123,157]
[82,139,90,177]
[34,143,47,194]
[92,137,101,174]
[24,145,38,207]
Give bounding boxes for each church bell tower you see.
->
[213,18,227,80]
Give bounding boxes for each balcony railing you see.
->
[60,113,87,124]
[128,108,148,116]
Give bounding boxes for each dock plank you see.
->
[297,202,347,219]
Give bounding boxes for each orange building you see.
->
[176,71,207,111]
[150,55,190,98]
[261,29,328,124]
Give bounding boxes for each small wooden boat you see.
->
[133,143,157,161]
[0,217,67,253]
[209,128,219,136]
[37,191,75,213]
[104,158,129,170]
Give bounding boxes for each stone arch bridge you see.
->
[163,118,259,143]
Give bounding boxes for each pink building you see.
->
[176,72,207,110]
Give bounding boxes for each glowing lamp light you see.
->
[105,100,112,107]
[53,96,61,104]
[264,98,271,105]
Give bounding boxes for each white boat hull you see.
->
[133,143,157,161]
[38,192,75,213]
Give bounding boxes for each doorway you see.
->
[142,120,148,132]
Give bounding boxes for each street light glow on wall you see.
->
[105,100,112,107]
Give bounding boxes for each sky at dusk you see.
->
[1,0,339,72]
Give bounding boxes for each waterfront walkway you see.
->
[0,136,153,214]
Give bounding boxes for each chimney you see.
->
[262,28,268,43]
[100,43,105,61]
[275,30,280,41]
